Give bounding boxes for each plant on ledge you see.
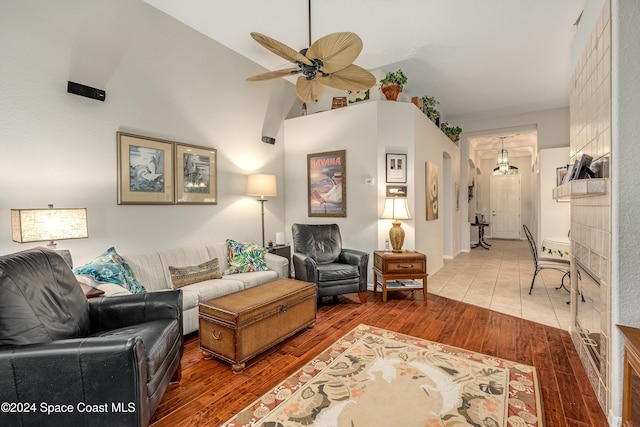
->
[421,96,440,124]
[379,69,408,101]
[440,121,463,143]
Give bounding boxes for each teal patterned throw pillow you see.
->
[74,247,146,294]
[224,239,270,275]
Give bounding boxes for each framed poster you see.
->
[426,161,439,221]
[175,143,217,204]
[117,132,174,204]
[308,150,346,217]
[386,153,407,183]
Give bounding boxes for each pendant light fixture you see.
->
[496,136,509,174]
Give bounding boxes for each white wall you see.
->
[412,105,461,272]
[283,101,380,271]
[284,101,460,278]
[0,0,298,264]
[538,147,570,241]
[611,0,640,422]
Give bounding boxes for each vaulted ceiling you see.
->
[143,0,585,156]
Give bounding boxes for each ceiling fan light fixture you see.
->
[245,2,374,103]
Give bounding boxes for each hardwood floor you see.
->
[150,291,609,427]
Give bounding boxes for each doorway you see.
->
[443,152,452,258]
[490,174,521,239]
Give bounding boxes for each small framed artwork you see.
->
[455,182,460,211]
[386,185,407,197]
[556,165,569,186]
[117,132,174,204]
[563,163,574,184]
[426,161,439,221]
[386,153,407,183]
[331,96,347,109]
[308,150,346,217]
[175,143,217,204]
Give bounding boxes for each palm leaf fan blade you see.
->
[322,64,376,91]
[250,32,313,66]
[296,77,324,103]
[306,32,363,74]
[247,68,300,81]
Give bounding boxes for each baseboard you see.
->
[608,410,621,426]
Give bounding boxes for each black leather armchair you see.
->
[0,248,183,427]
[291,223,369,304]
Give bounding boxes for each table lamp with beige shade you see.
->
[380,197,412,252]
[11,204,88,267]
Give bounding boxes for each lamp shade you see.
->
[11,206,88,245]
[380,197,412,220]
[246,173,277,199]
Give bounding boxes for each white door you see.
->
[490,175,521,239]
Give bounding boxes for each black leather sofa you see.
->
[291,223,369,303]
[0,248,183,427]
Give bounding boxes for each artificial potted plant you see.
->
[440,121,462,143]
[379,69,408,101]
[421,96,440,125]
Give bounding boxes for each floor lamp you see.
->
[247,173,277,247]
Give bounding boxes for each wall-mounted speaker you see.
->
[67,81,106,102]
[261,136,276,145]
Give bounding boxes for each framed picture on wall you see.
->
[455,182,460,211]
[307,150,346,217]
[386,185,407,197]
[175,143,217,204]
[117,132,175,204]
[426,161,439,220]
[386,153,407,183]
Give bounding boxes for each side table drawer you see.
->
[373,251,427,274]
[385,259,425,274]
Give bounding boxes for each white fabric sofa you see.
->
[76,243,289,334]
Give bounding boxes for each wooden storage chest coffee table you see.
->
[373,250,428,302]
[199,278,316,372]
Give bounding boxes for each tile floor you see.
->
[429,238,572,330]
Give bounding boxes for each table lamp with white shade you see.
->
[380,197,412,252]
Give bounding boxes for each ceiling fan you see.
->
[246,3,375,103]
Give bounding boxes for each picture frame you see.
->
[570,154,594,180]
[455,182,460,211]
[386,153,407,183]
[386,185,407,197]
[175,143,217,204]
[308,150,346,217]
[563,163,575,184]
[426,161,439,221]
[117,132,174,204]
[556,165,569,186]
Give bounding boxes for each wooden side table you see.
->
[79,281,105,299]
[373,251,427,302]
[619,325,640,426]
[268,244,291,277]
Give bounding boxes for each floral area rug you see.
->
[221,324,543,427]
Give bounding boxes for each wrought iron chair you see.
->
[523,224,571,295]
